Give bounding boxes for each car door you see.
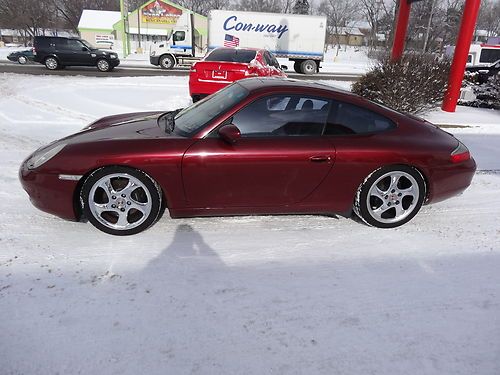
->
[182,93,336,208]
[61,39,93,66]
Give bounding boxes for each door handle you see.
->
[309,155,331,162]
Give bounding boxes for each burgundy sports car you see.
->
[19,78,475,235]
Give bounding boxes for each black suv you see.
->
[33,36,120,72]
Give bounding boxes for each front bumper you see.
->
[110,58,120,68]
[150,55,160,66]
[19,160,80,221]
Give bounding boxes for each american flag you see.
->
[223,34,240,47]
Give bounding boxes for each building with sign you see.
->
[78,0,207,54]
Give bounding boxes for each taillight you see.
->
[32,47,36,56]
[450,141,470,163]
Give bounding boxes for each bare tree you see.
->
[292,0,309,14]
[318,0,358,54]
[0,0,56,41]
[477,0,500,37]
[51,0,118,34]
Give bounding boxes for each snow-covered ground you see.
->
[1,74,499,375]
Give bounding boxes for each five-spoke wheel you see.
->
[354,166,425,228]
[81,167,162,235]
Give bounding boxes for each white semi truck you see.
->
[149,10,327,74]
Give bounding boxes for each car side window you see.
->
[60,39,85,51]
[173,31,186,42]
[231,95,330,137]
[324,101,395,135]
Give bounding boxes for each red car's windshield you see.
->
[172,83,249,136]
[205,48,257,63]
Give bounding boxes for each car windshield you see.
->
[205,48,257,63]
[80,39,96,50]
[169,83,249,137]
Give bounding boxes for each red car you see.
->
[19,78,475,236]
[189,47,287,102]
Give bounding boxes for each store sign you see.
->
[142,1,183,24]
[95,35,114,43]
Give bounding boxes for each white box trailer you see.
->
[150,10,327,74]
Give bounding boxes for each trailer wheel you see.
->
[159,55,175,69]
[300,60,317,75]
[293,61,302,74]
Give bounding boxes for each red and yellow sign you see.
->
[141,0,183,24]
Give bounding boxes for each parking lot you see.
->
[1,74,499,374]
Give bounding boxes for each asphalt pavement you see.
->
[0,61,362,81]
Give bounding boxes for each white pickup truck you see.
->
[150,10,327,74]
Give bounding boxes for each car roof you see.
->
[236,77,353,96]
[211,47,264,52]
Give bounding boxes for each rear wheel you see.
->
[293,61,302,73]
[81,166,162,235]
[353,166,425,228]
[300,59,317,75]
[96,59,111,72]
[159,54,175,69]
[44,57,59,70]
[18,55,28,64]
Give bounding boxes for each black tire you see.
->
[159,54,175,69]
[191,95,200,103]
[81,166,163,235]
[353,165,425,228]
[300,59,317,75]
[293,61,302,73]
[44,56,59,70]
[18,55,28,64]
[96,59,111,72]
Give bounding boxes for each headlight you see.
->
[27,143,66,170]
[151,51,156,57]
[110,54,117,59]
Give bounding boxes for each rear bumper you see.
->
[189,76,231,97]
[19,160,79,221]
[426,157,476,204]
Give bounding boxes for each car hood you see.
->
[63,111,180,144]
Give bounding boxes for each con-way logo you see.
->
[223,15,289,39]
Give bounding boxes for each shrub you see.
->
[459,72,500,110]
[352,53,451,114]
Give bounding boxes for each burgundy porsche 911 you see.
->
[19,78,475,236]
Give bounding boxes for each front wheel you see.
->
[293,61,302,73]
[353,166,425,228]
[81,166,163,235]
[159,55,175,69]
[96,59,111,72]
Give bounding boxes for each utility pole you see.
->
[422,0,436,53]
[120,0,130,57]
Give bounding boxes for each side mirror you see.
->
[82,47,88,52]
[218,124,241,144]
[281,65,288,70]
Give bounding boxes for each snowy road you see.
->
[1,74,499,375]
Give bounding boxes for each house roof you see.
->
[78,10,122,31]
[333,27,364,36]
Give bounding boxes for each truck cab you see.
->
[149,12,206,69]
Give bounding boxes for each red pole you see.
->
[391,0,412,61]
[442,0,481,112]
